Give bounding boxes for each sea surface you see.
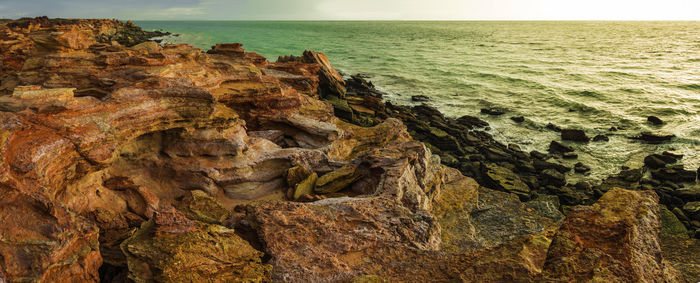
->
[137,21,700,181]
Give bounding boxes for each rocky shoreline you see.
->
[326,72,700,239]
[0,17,698,282]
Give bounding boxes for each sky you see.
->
[0,0,699,21]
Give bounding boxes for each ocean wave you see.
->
[600,71,637,78]
[565,89,606,99]
[678,84,700,90]
[618,88,646,94]
[470,71,548,89]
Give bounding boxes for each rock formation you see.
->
[0,18,695,282]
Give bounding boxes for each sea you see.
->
[136,21,700,181]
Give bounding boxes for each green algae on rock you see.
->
[314,164,364,194]
[661,205,689,238]
[294,172,318,200]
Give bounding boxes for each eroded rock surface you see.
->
[541,188,681,282]
[0,18,692,283]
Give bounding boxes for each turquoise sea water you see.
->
[137,21,700,180]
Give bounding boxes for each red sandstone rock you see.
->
[541,188,682,282]
[0,18,687,283]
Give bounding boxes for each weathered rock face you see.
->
[0,188,102,282]
[0,17,442,281]
[541,188,681,282]
[121,205,271,282]
[0,18,690,283]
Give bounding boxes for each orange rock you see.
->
[541,188,681,282]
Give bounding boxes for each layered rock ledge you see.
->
[0,18,696,282]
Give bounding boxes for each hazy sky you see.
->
[0,0,698,20]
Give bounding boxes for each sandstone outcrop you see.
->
[0,18,693,282]
[541,188,681,282]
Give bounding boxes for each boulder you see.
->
[660,236,700,283]
[637,131,675,143]
[592,134,609,142]
[482,164,531,199]
[561,128,590,142]
[548,140,574,153]
[121,206,271,282]
[663,151,684,160]
[0,189,102,282]
[510,116,525,123]
[480,107,506,115]
[660,205,689,238]
[574,162,591,173]
[541,188,681,282]
[456,115,489,129]
[546,123,562,132]
[411,95,430,102]
[652,165,697,183]
[648,115,665,125]
[645,154,672,169]
[563,152,578,159]
[539,169,566,187]
[303,50,346,97]
[177,190,232,225]
[683,202,700,222]
[324,95,354,121]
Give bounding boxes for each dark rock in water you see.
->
[683,202,700,222]
[656,153,678,164]
[481,164,531,200]
[563,152,578,159]
[676,186,700,201]
[483,146,511,162]
[575,181,592,191]
[652,165,697,183]
[545,186,581,205]
[647,116,665,125]
[592,134,609,142]
[548,140,574,153]
[660,205,689,238]
[456,115,489,129]
[644,154,672,169]
[662,151,684,160]
[411,95,430,102]
[635,132,675,143]
[546,123,562,132]
[598,168,644,193]
[530,151,548,160]
[540,169,566,187]
[574,162,591,173]
[510,116,525,123]
[561,129,590,142]
[609,126,619,132]
[534,160,571,174]
[480,107,506,116]
[620,168,644,183]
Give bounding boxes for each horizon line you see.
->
[2,16,699,22]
